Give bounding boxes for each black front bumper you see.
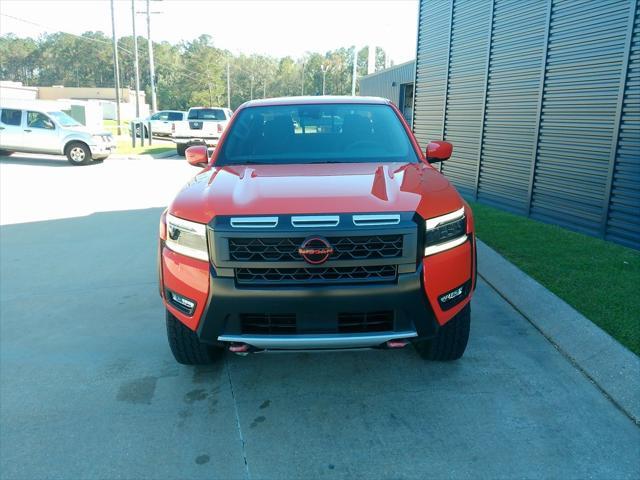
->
[175,211,474,350]
[196,264,440,347]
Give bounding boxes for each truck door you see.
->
[0,108,25,149]
[25,111,60,153]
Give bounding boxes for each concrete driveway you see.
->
[1,153,638,479]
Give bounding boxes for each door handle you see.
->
[24,129,32,133]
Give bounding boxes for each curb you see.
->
[476,239,640,425]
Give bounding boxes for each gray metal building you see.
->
[413,0,640,249]
[360,60,416,124]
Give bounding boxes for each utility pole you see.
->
[250,75,254,100]
[226,62,231,108]
[131,0,141,117]
[321,64,330,96]
[368,44,376,74]
[263,79,266,98]
[351,46,357,96]
[208,83,213,106]
[146,0,157,112]
[110,0,122,135]
[301,61,305,95]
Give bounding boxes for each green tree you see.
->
[0,32,389,109]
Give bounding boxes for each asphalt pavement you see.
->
[1,152,638,479]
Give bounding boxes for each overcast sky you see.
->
[0,0,419,63]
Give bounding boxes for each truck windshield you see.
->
[188,108,226,120]
[48,111,81,127]
[216,103,419,165]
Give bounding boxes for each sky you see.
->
[0,0,419,64]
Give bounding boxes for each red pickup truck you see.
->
[158,96,476,364]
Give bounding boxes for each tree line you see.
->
[0,32,390,110]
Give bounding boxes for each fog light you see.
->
[167,290,196,315]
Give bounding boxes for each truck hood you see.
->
[170,162,464,224]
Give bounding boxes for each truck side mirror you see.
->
[425,141,453,163]
[185,145,209,167]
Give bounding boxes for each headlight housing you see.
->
[424,207,467,256]
[165,214,209,261]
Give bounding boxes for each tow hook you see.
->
[229,343,250,355]
[386,339,409,349]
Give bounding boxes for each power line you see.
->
[1,13,279,105]
[0,13,134,55]
[0,12,202,84]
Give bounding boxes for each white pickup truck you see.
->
[171,107,233,155]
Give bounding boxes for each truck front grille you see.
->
[240,313,296,334]
[229,235,403,262]
[338,311,394,333]
[235,265,397,285]
[239,311,394,334]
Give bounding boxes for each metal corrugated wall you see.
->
[413,0,640,249]
[412,0,452,143]
[606,1,640,248]
[359,61,415,106]
[478,0,549,214]
[530,0,632,236]
[440,0,493,197]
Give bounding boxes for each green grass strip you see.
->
[469,201,640,356]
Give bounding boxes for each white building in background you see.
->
[0,82,150,130]
[37,86,149,121]
[0,81,38,100]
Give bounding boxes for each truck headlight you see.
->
[165,214,209,261]
[424,207,467,256]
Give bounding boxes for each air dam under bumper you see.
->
[196,266,444,350]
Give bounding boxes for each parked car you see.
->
[135,110,186,138]
[158,96,476,365]
[171,106,233,155]
[0,105,115,165]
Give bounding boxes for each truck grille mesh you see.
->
[239,311,394,334]
[235,265,397,285]
[228,235,403,262]
[338,311,394,333]
[240,313,296,334]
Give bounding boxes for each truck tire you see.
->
[414,303,470,361]
[65,142,92,166]
[176,144,186,156]
[166,310,223,365]
[136,125,148,138]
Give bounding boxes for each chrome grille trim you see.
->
[291,215,340,227]
[230,217,278,228]
[352,214,401,226]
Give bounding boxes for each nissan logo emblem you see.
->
[298,237,334,264]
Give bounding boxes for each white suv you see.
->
[0,106,116,165]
